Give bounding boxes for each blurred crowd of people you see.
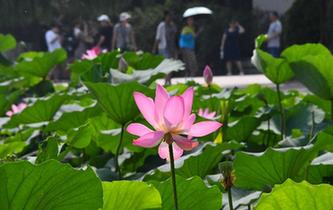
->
[45,12,136,58]
[44,10,282,80]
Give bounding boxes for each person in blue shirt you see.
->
[179,17,199,77]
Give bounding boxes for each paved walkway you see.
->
[158,74,308,92]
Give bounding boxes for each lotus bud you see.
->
[118,57,128,73]
[219,161,235,190]
[203,65,213,85]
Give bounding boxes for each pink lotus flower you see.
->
[203,65,213,85]
[82,47,101,60]
[6,103,27,117]
[127,85,222,160]
[198,108,216,120]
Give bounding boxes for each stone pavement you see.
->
[157,74,308,92]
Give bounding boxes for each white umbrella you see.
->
[183,7,213,18]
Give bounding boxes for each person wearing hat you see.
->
[96,14,113,51]
[112,12,137,51]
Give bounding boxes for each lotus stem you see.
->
[265,119,271,147]
[276,84,285,139]
[168,143,179,210]
[262,99,271,147]
[228,187,234,210]
[248,204,251,210]
[207,84,213,101]
[219,162,234,210]
[331,99,333,120]
[115,124,125,179]
[309,110,315,139]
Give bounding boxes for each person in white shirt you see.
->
[266,11,282,57]
[112,12,137,51]
[45,23,64,80]
[153,11,177,85]
[45,23,62,52]
[153,10,177,58]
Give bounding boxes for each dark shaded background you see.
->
[0,0,331,75]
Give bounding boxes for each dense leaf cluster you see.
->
[0,34,333,209]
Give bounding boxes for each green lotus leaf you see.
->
[0,141,26,159]
[84,81,153,124]
[0,34,16,53]
[102,181,161,210]
[255,179,333,210]
[15,48,67,78]
[234,145,318,191]
[252,49,294,84]
[281,43,331,62]
[290,55,333,100]
[308,152,333,184]
[4,94,68,128]
[254,34,267,49]
[144,142,241,181]
[0,160,103,210]
[226,116,262,142]
[110,59,184,85]
[67,123,94,149]
[45,105,102,132]
[150,176,222,210]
